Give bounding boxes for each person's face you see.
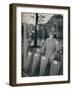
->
[51,25,56,33]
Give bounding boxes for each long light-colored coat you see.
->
[41,37,63,62]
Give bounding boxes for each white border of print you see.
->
[16,7,68,84]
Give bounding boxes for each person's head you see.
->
[51,25,56,33]
[49,24,56,37]
[49,32,54,39]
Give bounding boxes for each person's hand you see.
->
[50,52,57,62]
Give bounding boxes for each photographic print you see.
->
[21,13,63,77]
[9,3,70,86]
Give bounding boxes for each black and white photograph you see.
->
[9,3,70,86]
[21,13,63,77]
